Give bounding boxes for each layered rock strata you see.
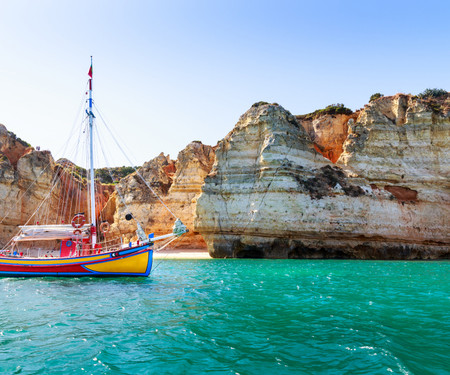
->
[103,142,215,248]
[0,149,53,245]
[195,98,450,259]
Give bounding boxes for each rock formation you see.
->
[102,142,215,248]
[195,96,450,259]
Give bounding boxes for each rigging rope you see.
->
[0,87,87,228]
[149,236,180,275]
[93,103,178,220]
[94,125,148,241]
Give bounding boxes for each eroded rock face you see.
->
[195,99,450,259]
[103,142,215,248]
[339,94,449,189]
[298,113,358,163]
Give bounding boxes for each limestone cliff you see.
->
[0,127,51,244]
[102,142,215,248]
[0,149,51,244]
[195,98,449,259]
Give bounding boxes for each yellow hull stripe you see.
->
[84,252,149,274]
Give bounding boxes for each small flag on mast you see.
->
[88,63,93,90]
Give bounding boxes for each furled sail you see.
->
[14,225,90,241]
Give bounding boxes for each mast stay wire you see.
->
[1,93,90,249]
[55,114,90,223]
[1,108,91,251]
[0,84,88,227]
[94,125,152,237]
[95,120,181,247]
[1,168,67,251]
[57,114,88,223]
[93,102,178,220]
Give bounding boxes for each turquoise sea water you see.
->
[0,260,449,375]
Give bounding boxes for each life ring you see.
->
[100,221,110,233]
[71,214,86,228]
[73,229,82,236]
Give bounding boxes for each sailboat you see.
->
[0,59,187,277]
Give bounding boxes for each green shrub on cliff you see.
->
[301,104,353,120]
[418,88,448,99]
[252,101,269,108]
[95,166,136,184]
[7,131,31,147]
[369,93,384,102]
[55,162,136,185]
[251,101,281,108]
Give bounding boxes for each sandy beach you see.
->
[153,248,212,259]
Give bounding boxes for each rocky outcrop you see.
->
[339,94,449,186]
[103,142,215,248]
[0,124,32,167]
[195,98,450,259]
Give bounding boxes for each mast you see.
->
[88,57,97,246]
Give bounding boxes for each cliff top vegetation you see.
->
[95,166,136,184]
[7,131,31,147]
[417,88,448,99]
[369,93,384,102]
[251,101,280,108]
[415,88,449,114]
[55,159,136,185]
[298,104,353,121]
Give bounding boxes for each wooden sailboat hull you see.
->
[0,245,153,277]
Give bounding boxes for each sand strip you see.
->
[153,248,212,259]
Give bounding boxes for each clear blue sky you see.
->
[1,0,449,167]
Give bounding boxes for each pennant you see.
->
[88,65,93,78]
